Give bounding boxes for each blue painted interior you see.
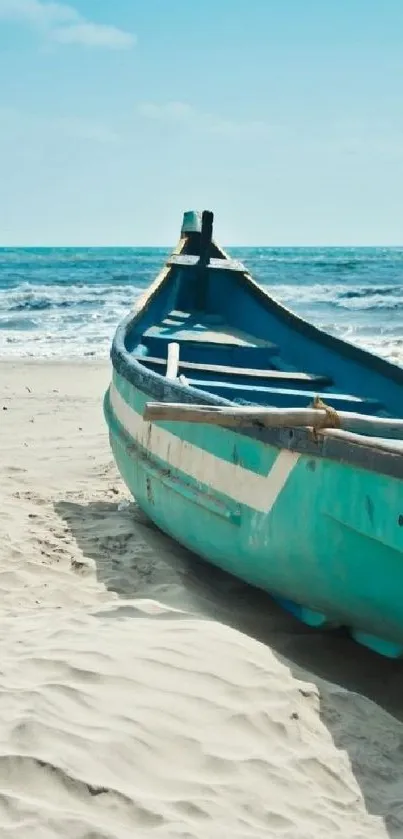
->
[125,238,403,420]
[172,380,383,413]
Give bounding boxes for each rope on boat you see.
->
[311,395,341,439]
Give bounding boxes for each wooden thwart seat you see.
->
[139,354,332,387]
[167,254,245,272]
[186,379,383,414]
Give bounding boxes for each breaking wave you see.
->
[0,246,401,363]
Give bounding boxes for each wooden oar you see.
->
[143,401,403,439]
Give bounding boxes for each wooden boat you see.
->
[104,210,403,658]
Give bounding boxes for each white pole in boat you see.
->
[165,342,180,381]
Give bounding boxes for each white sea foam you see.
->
[0,249,401,363]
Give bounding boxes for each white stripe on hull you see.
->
[110,382,301,515]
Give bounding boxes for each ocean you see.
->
[0,246,402,365]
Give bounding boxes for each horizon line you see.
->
[1,242,403,249]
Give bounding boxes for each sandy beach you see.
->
[1,359,402,837]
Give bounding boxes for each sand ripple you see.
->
[0,361,401,837]
[0,606,387,838]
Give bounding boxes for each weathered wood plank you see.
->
[143,401,403,441]
[167,254,245,272]
[140,354,331,385]
[144,322,272,348]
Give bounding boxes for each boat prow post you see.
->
[181,210,202,234]
[180,210,215,254]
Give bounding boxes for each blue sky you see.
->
[1,0,403,245]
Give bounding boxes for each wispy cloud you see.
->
[138,101,271,137]
[52,21,134,49]
[0,0,135,49]
[54,115,120,144]
[0,107,120,145]
[139,102,194,121]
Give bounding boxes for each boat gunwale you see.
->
[110,231,403,481]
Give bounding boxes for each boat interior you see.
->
[127,216,403,420]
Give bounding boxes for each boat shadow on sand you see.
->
[56,497,403,838]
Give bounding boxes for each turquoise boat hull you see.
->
[104,210,403,658]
